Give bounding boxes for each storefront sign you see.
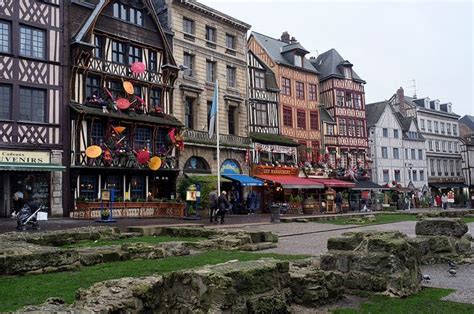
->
[221,159,242,174]
[0,150,50,164]
[254,143,297,156]
[253,165,299,176]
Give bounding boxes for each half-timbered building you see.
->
[311,49,368,169]
[0,0,66,217]
[68,0,182,217]
[247,50,298,165]
[248,31,321,163]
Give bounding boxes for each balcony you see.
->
[71,151,178,170]
[325,135,338,146]
[183,129,251,149]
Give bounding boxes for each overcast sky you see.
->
[200,0,473,116]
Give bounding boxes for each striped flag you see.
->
[208,81,218,138]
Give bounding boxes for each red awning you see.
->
[310,178,355,188]
[255,175,324,189]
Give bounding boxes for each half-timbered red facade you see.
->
[0,0,67,217]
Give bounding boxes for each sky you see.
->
[200,0,474,116]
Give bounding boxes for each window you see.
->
[440,122,445,134]
[108,80,122,99]
[297,110,306,129]
[133,84,143,98]
[206,60,216,82]
[295,81,304,99]
[183,52,194,77]
[94,35,104,59]
[311,141,320,162]
[226,66,236,88]
[308,84,317,101]
[327,124,334,135]
[134,127,151,150]
[310,111,319,130]
[0,84,11,120]
[437,159,441,176]
[418,149,423,160]
[405,148,408,159]
[205,26,216,43]
[412,170,417,181]
[382,128,388,137]
[442,141,446,152]
[393,148,399,159]
[112,41,126,64]
[450,160,455,176]
[339,118,346,136]
[430,159,435,176]
[443,160,448,176]
[344,67,352,79]
[294,55,303,67]
[281,77,291,95]
[113,2,126,20]
[456,160,461,176]
[105,176,122,198]
[435,141,440,152]
[336,91,344,106]
[148,51,157,72]
[19,87,45,122]
[254,103,268,126]
[408,169,411,181]
[183,17,195,35]
[446,123,451,135]
[448,141,452,152]
[420,119,425,130]
[185,97,194,129]
[90,122,104,145]
[85,75,101,99]
[393,129,399,138]
[283,106,292,127]
[428,140,433,151]
[128,45,142,64]
[254,70,265,89]
[394,170,401,182]
[225,34,235,50]
[411,149,416,160]
[150,88,162,111]
[113,2,143,26]
[345,92,353,107]
[130,176,145,200]
[420,170,424,181]
[348,119,355,136]
[20,25,45,59]
[354,94,362,109]
[356,120,364,137]
[0,21,10,53]
[383,170,389,182]
[228,106,236,135]
[79,175,97,200]
[427,120,432,132]
[382,147,388,158]
[155,128,167,155]
[453,124,458,136]
[434,121,439,133]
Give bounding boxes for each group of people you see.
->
[434,193,450,210]
[208,190,230,224]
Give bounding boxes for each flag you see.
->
[208,80,218,138]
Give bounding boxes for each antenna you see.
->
[409,79,418,99]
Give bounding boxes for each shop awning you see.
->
[310,178,355,188]
[351,180,386,190]
[0,163,66,172]
[222,174,263,186]
[429,183,469,189]
[255,175,324,189]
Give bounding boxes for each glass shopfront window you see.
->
[130,176,145,200]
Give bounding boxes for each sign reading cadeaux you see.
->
[0,150,50,164]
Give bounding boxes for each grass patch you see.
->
[319,214,418,226]
[463,217,474,223]
[0,250,307,312]
[60,235,206,248]
[333,287,474,313]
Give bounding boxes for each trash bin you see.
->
[270,203,280,223]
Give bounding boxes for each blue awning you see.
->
[222,174,263,187]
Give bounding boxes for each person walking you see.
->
[208,190,218,223]
[435,194,441,208]
[217,191,230,224]
[441,193,448,210]
[11,191,26,218]
[335,192,343,213]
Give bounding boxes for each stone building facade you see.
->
[154,0,252,177]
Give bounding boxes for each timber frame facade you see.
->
[248,32,321,163]
[0,0,67,217]
[68,0,181,212]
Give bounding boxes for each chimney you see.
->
[290,36,297,44]
[280,31,290,44]
[397,87,406,116]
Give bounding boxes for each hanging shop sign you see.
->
[0,150,50,164]
[252,165,299,176]
[254,143,297,156]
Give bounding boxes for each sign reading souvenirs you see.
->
[0,150,50,164]
[252,165,299,176]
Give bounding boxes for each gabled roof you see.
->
[311,48,365,83]
[365,101,388,127]
[248,50,279,92]
[393,112,425,141]
[250,31,319,74]
[319,106,335,124]
[460,115,474,131]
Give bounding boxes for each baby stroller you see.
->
[16,203,46,231]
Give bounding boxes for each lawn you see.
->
[60,235,206,248]
[463,217,474,223]
[319,214,418,226]
[333,288,474,313]
[0,250,307,312]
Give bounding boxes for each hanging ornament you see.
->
[131,61,146,74]
[85,145,102,158]
[103,149,113,165]
[116,98,131,110]
[113,126,126,135]
[136,150,151,165]
[123,81,134,95]
[148,156,162,171]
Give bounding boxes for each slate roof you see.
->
[311,48,365,83]
[319,106,335,124]
[249,50,279,92]
[250,133,300,147]
[460,115,474,131]
[365,101,388,127]
[393,112,425,141]
[250,32,318,74]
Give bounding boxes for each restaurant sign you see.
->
[0,150,50,164]
[253,165,299,176]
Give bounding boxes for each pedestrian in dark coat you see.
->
[208,190,218,223]
[217,191,230,224]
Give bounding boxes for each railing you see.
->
[71,151,178,169]
[183,129,252,148]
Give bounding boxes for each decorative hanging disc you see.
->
[85,145,102,158]
[123,81,134,95]
[148,156,162,171]
[137,150,151,165]
[116,98,131,110]
[113,126,126,134]
[131,61,146,74]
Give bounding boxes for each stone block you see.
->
[415,218,468,238]
[455,236,472,254]
[327,232,364,251]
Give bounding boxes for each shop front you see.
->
[0,149,65,217]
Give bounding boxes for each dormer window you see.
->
[343,67,352,79]
[294,55,303,67]
[112,2,144,26]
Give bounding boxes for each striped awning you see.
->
[0,163,65,172]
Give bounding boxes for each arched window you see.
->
[220,159,242,175]
[184,156,211,174]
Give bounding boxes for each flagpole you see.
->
[216,79,221,195]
